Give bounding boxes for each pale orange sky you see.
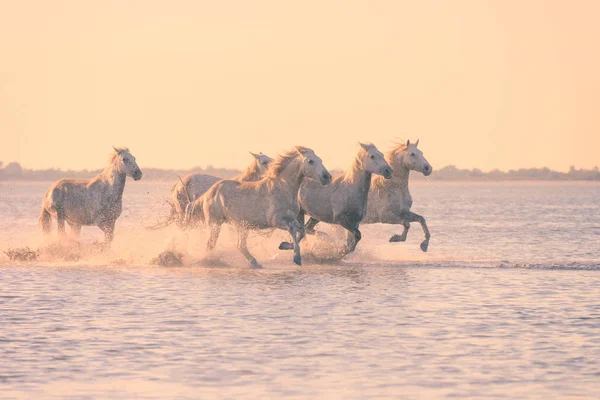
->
[0,0,598,172]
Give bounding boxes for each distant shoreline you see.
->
[1,163,599,182]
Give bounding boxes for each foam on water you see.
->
[1,180,600,270]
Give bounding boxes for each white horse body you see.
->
[167,152,273,228]
[39,147,142,246]
[363,140,432,251]
[279,143,392,254]
[203,147,331,268]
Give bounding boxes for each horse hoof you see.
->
[279,242,294,251]
[389,235,405,243]
[420,241,429,252]
[293,255,302,266]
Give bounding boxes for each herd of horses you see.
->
[38,141,432,268]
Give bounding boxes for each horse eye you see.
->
[308,159,314,165]
[411,153,416,157]
[124,158,130,164]
[370,154,375,159]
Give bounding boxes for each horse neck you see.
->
[276,158,304,196]
[100,163,127,200]
[235,161,261,181]
[343,156,373,197]
[383,151,410,189]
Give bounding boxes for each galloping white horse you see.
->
[165,152,273,228]
[279,143,392,255]
[363,139,432,251]
[39,147,143,247]
[203,146,331,268]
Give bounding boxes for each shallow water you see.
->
[1,181,599,399]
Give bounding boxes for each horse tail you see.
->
[39,207,52,235]
[182,196,205,229]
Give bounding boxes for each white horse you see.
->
[363,139,432,251]
[163,152,273,228]
[203,146,331,268]
[39,147,143,247]
[279,143,392,255]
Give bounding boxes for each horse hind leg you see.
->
[237,228,262,269]
[56,208,68,243]
[206,223,222,252]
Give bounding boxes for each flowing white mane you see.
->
[267,146,312,178]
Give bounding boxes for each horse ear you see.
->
[415,139,420,147]
[406,139,411,147]
[112,146,119,153]
[358,142,370,150]
[250,151,259,159]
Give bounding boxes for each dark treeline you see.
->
[1,161,599,181]
[0,162,240,182]
[410,165,600,181]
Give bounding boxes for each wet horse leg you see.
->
[305,216,319,235]
[383,211,410,243]
[236,227,261,269]
[288,220,302,266]
[404,211,430,252]
[279,210,307,251]
[389,221,410,243]
[206,223,222,252]
[56,208,67,243]
[339,215,362,255]
[98,220,115,250]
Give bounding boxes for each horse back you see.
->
[205,179,296,229]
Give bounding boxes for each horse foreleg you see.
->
[339,216,362,255]
[405,211,430,252]
[237,228,261,269]
[382,211,410,243]
[288,221,303,266]
[278,210,306,251]
[344,228,362,254]
[99,222,115,250]
[56,210,67,243]
[389,221,410,243]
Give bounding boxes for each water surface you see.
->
[1,181,599,399]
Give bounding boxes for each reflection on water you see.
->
[1,181,600,399]
[1,264,599,399]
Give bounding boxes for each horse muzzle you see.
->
[423,165,432,176]
[382,167,393,179]
[320,172,332,185]
[133,170,143,181]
